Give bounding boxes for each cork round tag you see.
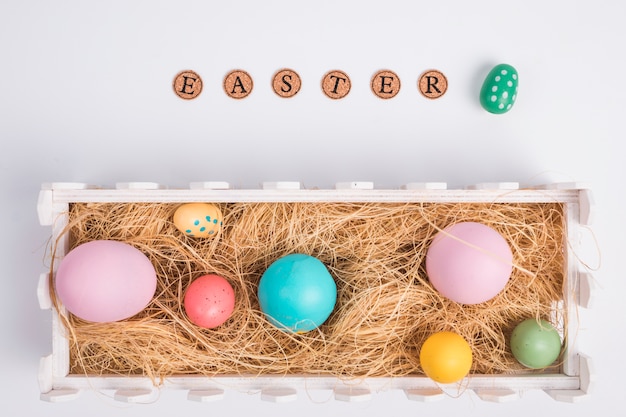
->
[371,70,401,99]
[173,70,203,100]
[321,70,351,99]
[418,70,448,99]
[224,70,253,99]
[272,69,302,98]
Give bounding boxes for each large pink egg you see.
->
[184,274,235,329]
[426,222,513,304]
[55,240,157,322]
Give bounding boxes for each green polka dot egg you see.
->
[480,63,518,114]
[173,203,223,238]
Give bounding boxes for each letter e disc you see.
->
[371,70,401,99]
[173,70,203,100]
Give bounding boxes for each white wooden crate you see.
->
[37,181,596,404]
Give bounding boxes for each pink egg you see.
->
[426,222,513,304]
[55,240,157,322]
[184,274,235,329]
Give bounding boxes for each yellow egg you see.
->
[420,331,473,384]
[173,203,223,238]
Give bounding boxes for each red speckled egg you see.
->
[184,274,235,329]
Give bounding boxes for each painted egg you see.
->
[510,319,562,369]
[420,331,473,383]
[173,203,223,238]
[480,63,518,114]
[184,274,235,329]
[258,253,337,333]
[55,240,157,323]
[426,222,513,304]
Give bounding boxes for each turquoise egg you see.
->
[258,254,337,333]
[480,63,518,114]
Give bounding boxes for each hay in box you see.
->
[51,201,566,383]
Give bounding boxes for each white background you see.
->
[1,0,623,415]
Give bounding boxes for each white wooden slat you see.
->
[545,390,588,403]
[189,181,231,190]
[334,387,371,402]
[40,389,81,403]
[467,182,519,190]
[262,181,302,190]
[579,189,595,225]
[536,181,590,190]
[187,389,225,402]
[37,272,51,310]
[114,388,154,403]
[335,181,374,190]
[405,388,445,402]
[260,387,298,403]
[44,187,582,204]
[37,189,54,226]
[579,272,597,309]
[474,388,519,402]
[402,182,447,190]
[38,355,53,394]
[115,182,165,190]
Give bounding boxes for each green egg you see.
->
[480,63,518,114]
[510,319,562,369]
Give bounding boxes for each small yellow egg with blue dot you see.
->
[173,203,223,238]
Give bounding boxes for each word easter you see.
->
[172,69,448,100]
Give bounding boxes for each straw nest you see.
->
[49,201,566,384]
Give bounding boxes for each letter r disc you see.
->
[418,69,448,99]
